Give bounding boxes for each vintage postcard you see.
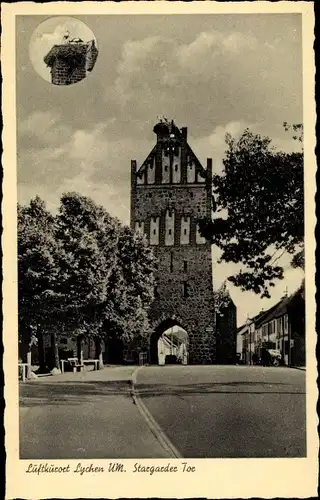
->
[2,1,317,498]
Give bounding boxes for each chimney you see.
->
[44,43,88,85]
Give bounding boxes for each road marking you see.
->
[131,367,183,459]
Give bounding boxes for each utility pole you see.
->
[246,315,252,366]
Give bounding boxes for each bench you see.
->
[83,359,100,370]
[60,358,84,374]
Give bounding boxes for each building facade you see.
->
[239,282,305,366]
[131,119,236,364]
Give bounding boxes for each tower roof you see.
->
[136,119,207,180]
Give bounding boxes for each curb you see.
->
[131,367,182,459]
[290,366,306,371]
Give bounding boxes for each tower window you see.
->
[148,193,152,198]
[174,164,178,171]
[154,286,159,298]
[168,229,172,235]
[169,193,172,198]
[183,260,187,272]
[153,229,156,235]
[184,228,187,235]
[183,282,189,298]
[190,192,194,198]
[170,253,174,273]
[165,165,169,172]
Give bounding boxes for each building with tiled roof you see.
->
[238,282,305,366]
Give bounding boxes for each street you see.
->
[19,367,171,459]
[19,365,306,459]
[135,365,306,458]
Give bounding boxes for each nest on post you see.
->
[44,44,88,69]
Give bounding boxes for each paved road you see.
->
[135,365,306,458]
[19,366,170,459]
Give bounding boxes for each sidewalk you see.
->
[32,365,137,383]
[20,365,171,459]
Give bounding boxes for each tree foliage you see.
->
[199,125,304,297]
[18,197,60,339]
[18,192,157,367]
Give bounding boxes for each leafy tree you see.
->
[18,197,61,370]
[54,192,120,367]
[103,226,157,362]
[18,192,157,369]
[199,125,304,297]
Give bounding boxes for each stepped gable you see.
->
[136,118,207,182]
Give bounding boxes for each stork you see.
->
[62,31,70,43]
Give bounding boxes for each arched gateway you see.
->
[130,119,236,364]
[149,317,189,365]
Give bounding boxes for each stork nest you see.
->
[44,44,88,67]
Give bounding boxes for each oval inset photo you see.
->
[29,16,98,86]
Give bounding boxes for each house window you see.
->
[60,338,68,345]
[183,282,189,298]
[190,192,194,198]
[284,314,288,333]
[154,286,159,298]
[149,193,152,198]
[279,317,283,334]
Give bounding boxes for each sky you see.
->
[16,14,304,326]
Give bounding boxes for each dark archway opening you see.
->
[150,319,189,365]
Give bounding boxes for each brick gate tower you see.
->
[131,119,218,364]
